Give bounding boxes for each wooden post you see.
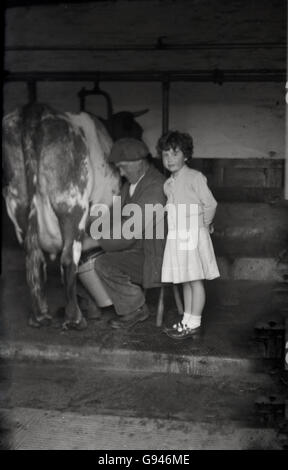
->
[173,285,184,315]
[156,286,165,327]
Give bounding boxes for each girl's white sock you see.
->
[182,312,192,326]
[182,312,201,329]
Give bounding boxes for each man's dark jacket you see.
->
[100,163,167,288]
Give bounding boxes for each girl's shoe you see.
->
[163,321,184,335]
[166,325,201,340]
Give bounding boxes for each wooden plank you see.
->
[5,1,285,47]
[266,168,284,187]
[192,158,284,189]
[223,168,267,187]
[212,187,283,202]
[4,49,286,73]
[193,158,284,170]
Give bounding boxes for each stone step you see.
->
[1,361,280,422]
[213,202,288,257]
[0,361,286,449]
[216,256,286,281]
[2,406,283,450]
[0,340,274,377]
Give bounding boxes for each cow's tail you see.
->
[2,114,16,192]
[21,103,48,295]
[21,103,48,202]
[2,155,10,194]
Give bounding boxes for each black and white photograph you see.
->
[0,0,287,451]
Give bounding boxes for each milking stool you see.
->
[155,284,183,327]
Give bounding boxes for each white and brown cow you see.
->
[2,102,127,330]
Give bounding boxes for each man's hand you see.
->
[82,233,100,252]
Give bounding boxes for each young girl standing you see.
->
[157,130,220,340]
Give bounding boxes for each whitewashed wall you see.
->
[3,0,286,159]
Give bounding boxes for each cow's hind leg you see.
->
[25,208,52,327]
[58,208,87,330]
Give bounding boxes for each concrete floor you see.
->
[1,241,288,449]
[1,245,286,363]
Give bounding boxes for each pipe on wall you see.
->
[4,70,286,83]
[5,42,286,52]
[78,81,113,118]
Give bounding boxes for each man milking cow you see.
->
[79,137,167,329]
[3,102,166,330]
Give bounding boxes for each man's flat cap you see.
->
[108,138,149,163]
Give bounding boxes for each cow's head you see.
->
[101,109,149,141]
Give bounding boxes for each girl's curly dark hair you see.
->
[156,130,194,165]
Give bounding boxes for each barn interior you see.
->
[1,0,288,450]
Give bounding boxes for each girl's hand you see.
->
[209,223,214,234]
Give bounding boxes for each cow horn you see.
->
[132,109,149,117]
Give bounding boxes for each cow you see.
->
[99,109,148,141]
[2,102,140,330]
